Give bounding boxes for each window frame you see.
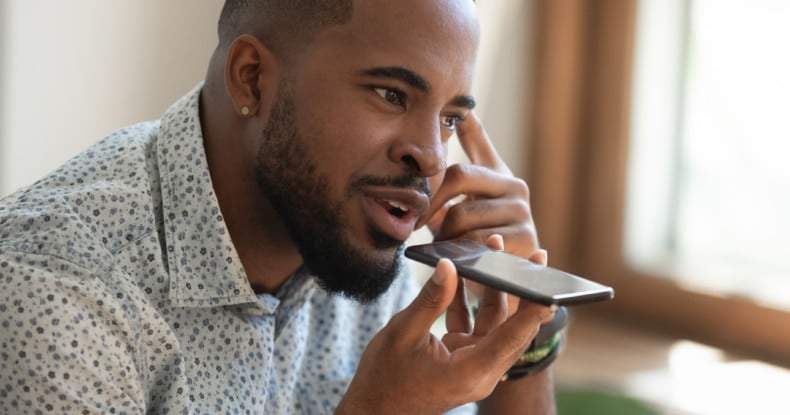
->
[525,0,790,366]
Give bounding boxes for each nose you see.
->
[388,116,446,177]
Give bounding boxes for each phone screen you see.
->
[405,240,614,306]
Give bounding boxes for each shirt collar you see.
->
[157,84,273,313]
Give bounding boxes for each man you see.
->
[0,0,560,413]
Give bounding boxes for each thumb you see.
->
[396,258,458,343]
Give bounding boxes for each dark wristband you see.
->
[502,306,567,381]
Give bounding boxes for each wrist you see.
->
[479,366,557,414]
[502,306,567,381]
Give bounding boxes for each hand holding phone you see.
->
[405,239,614,306]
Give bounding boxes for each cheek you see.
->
[301,121,381,180]
[291,109,385,204]
[298,108,393,176]
[291,83,431,186]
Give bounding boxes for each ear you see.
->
[224,35,281,119]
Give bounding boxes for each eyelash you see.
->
[372,87,465,131]
[373,87,406,108]
[440,114,464,132]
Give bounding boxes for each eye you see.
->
[373,87,406,107]
[440,114,464,131]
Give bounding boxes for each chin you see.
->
[307,235,405,304]
[368,227,405,251]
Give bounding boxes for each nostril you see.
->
[401,155,421,174]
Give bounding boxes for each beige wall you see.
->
[471,0,533,179]
[0,0,531,196]
[0,0,223,195]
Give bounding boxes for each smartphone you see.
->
[405,239,614,306]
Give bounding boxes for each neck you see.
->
[199,56,302,294]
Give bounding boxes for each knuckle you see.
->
[458,163,477,178]
[513,177,530,199]
[511,199,532,219]
[442,164,465,183]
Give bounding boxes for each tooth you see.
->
[387,200,408,212]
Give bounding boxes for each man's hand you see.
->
[419,111,548,316]
[337,113,557,414]
[417,111,545,262]
[336,245,554,415]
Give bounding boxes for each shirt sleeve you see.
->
[0,250,148,414]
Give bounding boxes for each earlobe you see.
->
[224,35,280,118]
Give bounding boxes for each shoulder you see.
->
[0,248,161,413]
[0,121,165,266]
[0,120,171,332]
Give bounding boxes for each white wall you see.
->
[0,0,223,195]
[0,0,531,196]
[471,0,533,179]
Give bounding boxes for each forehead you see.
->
[299,0,480,92]
[348,0,479,41]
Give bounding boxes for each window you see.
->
[525,0,790,363]
[627,0,790,311]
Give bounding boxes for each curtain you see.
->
[525,0,638,274]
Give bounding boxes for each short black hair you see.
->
[218,0,353,57]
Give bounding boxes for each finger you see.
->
[472,289,508,334]
[452,301,554,380]
[485,233,504,250]
[483,235,522,318]
[456,112,510,174]
[422,198,459,236]
[418,165,529,229]
[460,229,538,259]
[392,259,458,344]
[464,279,485,299]
[424,203,449,235]
[471,235,507,336]
[529,249,548,266]
[433,197,533,241]
[445,277,472,334]
[519,300,558,325]
[442,331,477,351]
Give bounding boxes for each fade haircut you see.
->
[218,0,354,59]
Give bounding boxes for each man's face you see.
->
[256,0,480,302]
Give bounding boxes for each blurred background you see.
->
[1,1,789,414]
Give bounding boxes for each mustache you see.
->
[352,174,431,198]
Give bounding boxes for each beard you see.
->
[254,85,410,303]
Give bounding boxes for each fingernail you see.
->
[431,259,448,285]
[542,305,557,321]
[431,269,447,285]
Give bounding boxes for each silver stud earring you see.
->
[241,106,250,116]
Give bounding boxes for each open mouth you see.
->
[361,188,430,242]
[385,199,410,219]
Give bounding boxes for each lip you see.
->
[361,187,430,242]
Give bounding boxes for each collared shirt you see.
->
[0,85,474,414]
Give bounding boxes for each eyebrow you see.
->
[359,66,477,110]
[450,95,476,110]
